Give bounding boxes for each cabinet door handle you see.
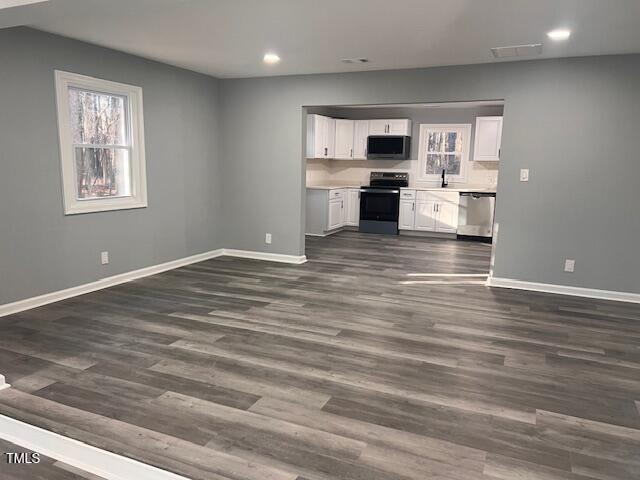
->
[350,148,353,157]
[324,147,328,156]
[341,201,344,209]
[412,202,415,211]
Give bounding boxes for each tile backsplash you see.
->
[306,158,498,188]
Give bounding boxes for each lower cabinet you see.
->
[346,189,360,226]
[306,187,360,236]
[434,199,459,233]
[399,199,416,230]
[400,189,459,233]
[328,197,344,230]
[414,199,438,231]
[326,189,346,230]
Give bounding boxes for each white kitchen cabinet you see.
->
[327,188,346,230]
[307,114,336,159]
[414,199,438,231]
[353,120,369,159]
[435,201,459,233]
[326,117,336,158]
[368,120,388,135]
[399,200,416,230]
[334,119,355,160]
[368,119,411,136]
[307,188,353,235]
[473,116,503,161]
[388,119,412,135]
[409,191,460,233]
[346,188,360,226]
[327,199,344,230]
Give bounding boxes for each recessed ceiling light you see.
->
[547,29,571,41]
[263,53,280,65]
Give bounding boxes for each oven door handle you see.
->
[360,189,400,194]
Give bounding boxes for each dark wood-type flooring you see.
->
[0,231,639,479]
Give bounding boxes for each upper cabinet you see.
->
[369,119,412,136]
[307,114,336,159]
[353,120,369,160]
[307,115,411,160]
[334,119,355,160]
[473,116,503,161]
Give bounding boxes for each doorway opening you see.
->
[302,100,504,283]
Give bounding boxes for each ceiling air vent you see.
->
[341,58,369,64]
[491,43,542,58]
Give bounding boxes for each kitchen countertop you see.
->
[306,184,361,190]
[306,184,496,193]
[402,186,497,193]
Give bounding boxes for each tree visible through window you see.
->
[55,71,147,215]
[426,130,462,175]
[69,89,130,199]
[418,124,471,182]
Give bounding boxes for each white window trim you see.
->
[417,123,472,184]
[54,70,147,215]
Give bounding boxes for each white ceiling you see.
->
[2,0,640,78]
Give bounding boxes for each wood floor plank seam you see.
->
[0,232,639,479]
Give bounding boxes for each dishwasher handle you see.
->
[460,192,496,199]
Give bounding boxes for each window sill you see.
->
[64,200,148,215]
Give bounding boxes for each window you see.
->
[55,71,147,214]
[417,124,471,183]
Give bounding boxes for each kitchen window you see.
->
[418,124,471,183]
[55,70,147,215]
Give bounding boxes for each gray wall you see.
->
[3,26,639,302]
[0,28,223,305]
[220,55,640,294]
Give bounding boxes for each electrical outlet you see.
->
[564,259,575,273]
[101,251,109,265]
[265,233,272,245]
[520,169,530,182]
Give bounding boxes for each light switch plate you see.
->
[265,233,272,245]
[520,169,530,182]
[564,259,575,273]
[100,251,109,265]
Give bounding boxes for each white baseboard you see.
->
[0,247,307,318]
[487,276,640,304]
[0,413,188,480]
[223,249,307,265]
[0,375,9,392]
[0,249,225,318]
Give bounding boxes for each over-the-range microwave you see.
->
[367,135,411,160]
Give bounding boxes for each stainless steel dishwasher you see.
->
[457,192,496,239]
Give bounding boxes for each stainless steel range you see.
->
[359,172,408,235]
